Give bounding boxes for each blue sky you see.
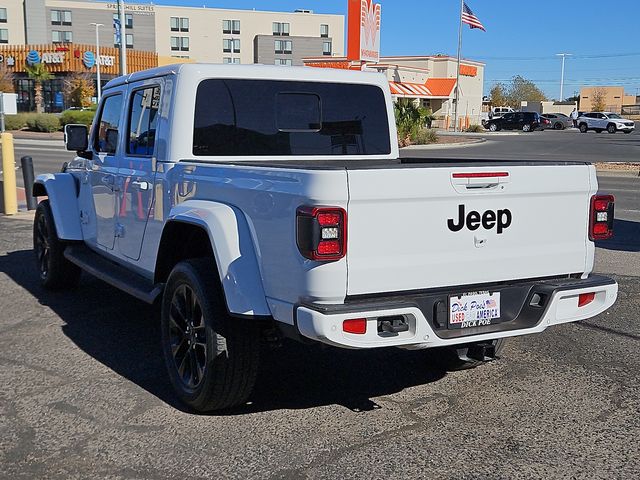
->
[146,0,640,100]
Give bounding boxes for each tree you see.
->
[591,88,606,112]
[0,65,15,93]
[505,75,547,108]
[25,63,53,113]
[489,83,508,107]
[63,73,95,108]
[394,99,431,146]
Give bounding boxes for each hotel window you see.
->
[223,19,240,34]
[223,38,240,53]
[323,41,332,56]
[0,29,7,43]
[51,10,72,26]
[320,24,329,38]
[272,22,290,36]
[0,8,7,23]
[171,17,189,32]
[275,40,292,55]
[275,59,292,66]
[113,13,133,29]
[171,36,189,51]
[52,30,72,43]
[223,58,240,64]
[126,33,134,48]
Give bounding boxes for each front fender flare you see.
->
[167,200,270,317]
[33,173,82,241]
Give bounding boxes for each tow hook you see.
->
[466,342,497,362]
[378,316,410,334]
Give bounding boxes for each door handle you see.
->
[131,180,150,191]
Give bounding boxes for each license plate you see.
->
[449,291,501,329]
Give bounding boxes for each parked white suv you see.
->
[577,112,636,134]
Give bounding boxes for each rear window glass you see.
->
[193,79,391,156]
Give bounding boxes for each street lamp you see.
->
[90,23,104,103]
[556,53,572,101]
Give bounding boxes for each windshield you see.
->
[606,113,622,119]
[193,79,391,156]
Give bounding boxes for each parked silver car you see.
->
[541,113,572,130]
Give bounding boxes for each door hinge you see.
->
[115,223,125,238]
[80,210,90,225]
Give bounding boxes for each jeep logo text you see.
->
[448,205,512,234]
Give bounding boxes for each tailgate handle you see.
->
[452,172,510,192]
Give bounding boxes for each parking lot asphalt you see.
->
[402,126,640,163]
[0,171,638,479]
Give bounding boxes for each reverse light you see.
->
[589,194,615,241]
[578,292,595,308]
[297,206,347,261]
[343,318,367,334]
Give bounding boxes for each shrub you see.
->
[412,128,438,145]
[465,124,484,133]
[4,114,28,131]
[60,109,95,127]
[26,113,60,132]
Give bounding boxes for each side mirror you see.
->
[105,128,119,154]
[64,124,89,152]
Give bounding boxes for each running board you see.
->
[64,245,163,304]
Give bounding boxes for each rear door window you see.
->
[127,86,160,156]
[193,79,391,156]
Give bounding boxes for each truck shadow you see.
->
[0,249,448,415]
[596,219,640,252]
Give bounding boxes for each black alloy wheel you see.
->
[607,123,617,134]
[554,122,564,130]
[168,284,208,389]
[579,123,588,133]
[33,200,81,289]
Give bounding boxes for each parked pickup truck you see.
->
[33,64,618,412]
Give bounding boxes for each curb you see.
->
[402,138,486,150]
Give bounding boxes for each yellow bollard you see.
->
[1,132,17,215]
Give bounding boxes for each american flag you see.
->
[462,2,486,32]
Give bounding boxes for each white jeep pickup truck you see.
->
[33,64,618,412]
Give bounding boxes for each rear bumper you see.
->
[295,275,618,349]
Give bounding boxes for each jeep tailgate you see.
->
[345,163,595,296]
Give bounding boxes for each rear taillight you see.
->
[589,194,614,241]
[296,206,347,261]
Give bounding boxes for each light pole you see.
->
[556,53,572,101]
[117,0,127,75]
[90,23,104,103]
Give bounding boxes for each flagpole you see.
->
[453,0,464,132]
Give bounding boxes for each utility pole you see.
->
[556,53,572,101]
[117,0,127,76]
[90,23,104,102]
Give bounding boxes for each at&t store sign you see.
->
[26,50,65,65]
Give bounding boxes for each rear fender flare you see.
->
[33,173,83,241]
[166,200,270,317]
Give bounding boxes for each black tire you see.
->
[579,123,588,133]
[437,338,506,371]
[607,123,617,134]
[488,123,498,132]
[33,200,81,289]
[554,122,564,130]
[522,124,531,132]
[161,258,260,412]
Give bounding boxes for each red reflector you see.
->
[343,318,367,334]
[452,172,509,179]
[593,223,609,235]
[317,212,341,226]
[578,292,595,308]
[317,240,341,255]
